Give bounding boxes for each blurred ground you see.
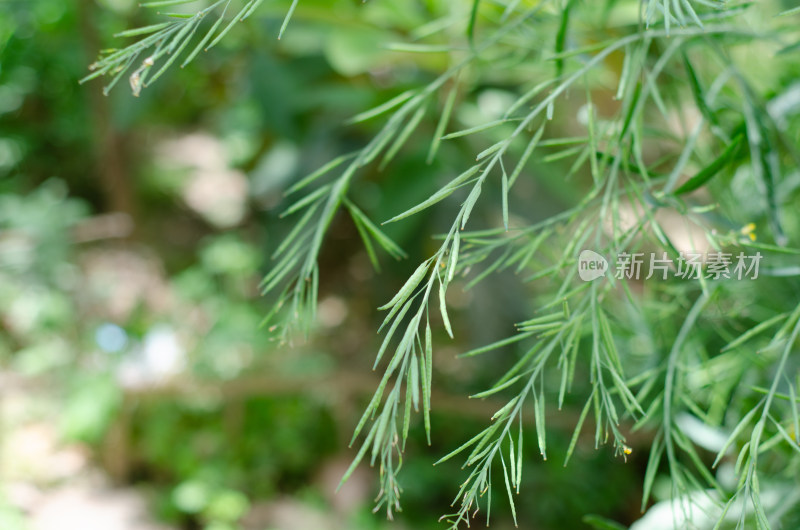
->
[0,373,171,530]
[0,372,379,530]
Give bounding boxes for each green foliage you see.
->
[82,0,299,96]
[70,0,800,527]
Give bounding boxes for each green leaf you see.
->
[287,152,357,195]
[509,123,545,187]
[491,395,519,421]
[278,0,299,40]
[641,430,664,511]
[434,428,486,466]
[115,22,174,38]
[383,165,481,224]
[381,104,428,170]
[442,119,515,140]
[460,182,483,230]
[423,318,433,444]
[351,204,381,271]
[777,5,800,16]
[564,393,593,466]
[516,418,523,488]
[439,281,454,339]
[721,313,787,352]
[379,260,431,311]
[534,384,546,459]
[206,0,260,51]
[554,0,574,78]
[410,353,420,412]
[345,199,407,260]
[182,1,232,67]
[347,90,416,124]
[682,51,717,126]
[470,375,522,399]
[619,80,641,140]
[739,241,800,255]
[673,134,743,195]
[374,298,414,369]
[467,0,481,48]
[476,141,504,161]
[500,452,518,526]
[460,332,535,358]
[501,168,509,230]
[713,404,761,468]
[446,230,460,283]
[280,183,331,217]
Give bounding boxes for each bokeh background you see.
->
[7,1,796,529]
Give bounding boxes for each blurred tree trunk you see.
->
[77,0,137,226]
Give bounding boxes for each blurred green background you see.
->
[7,1,795,529]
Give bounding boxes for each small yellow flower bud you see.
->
[740,223,756,241]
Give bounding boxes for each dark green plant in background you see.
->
[19,0,800,528]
